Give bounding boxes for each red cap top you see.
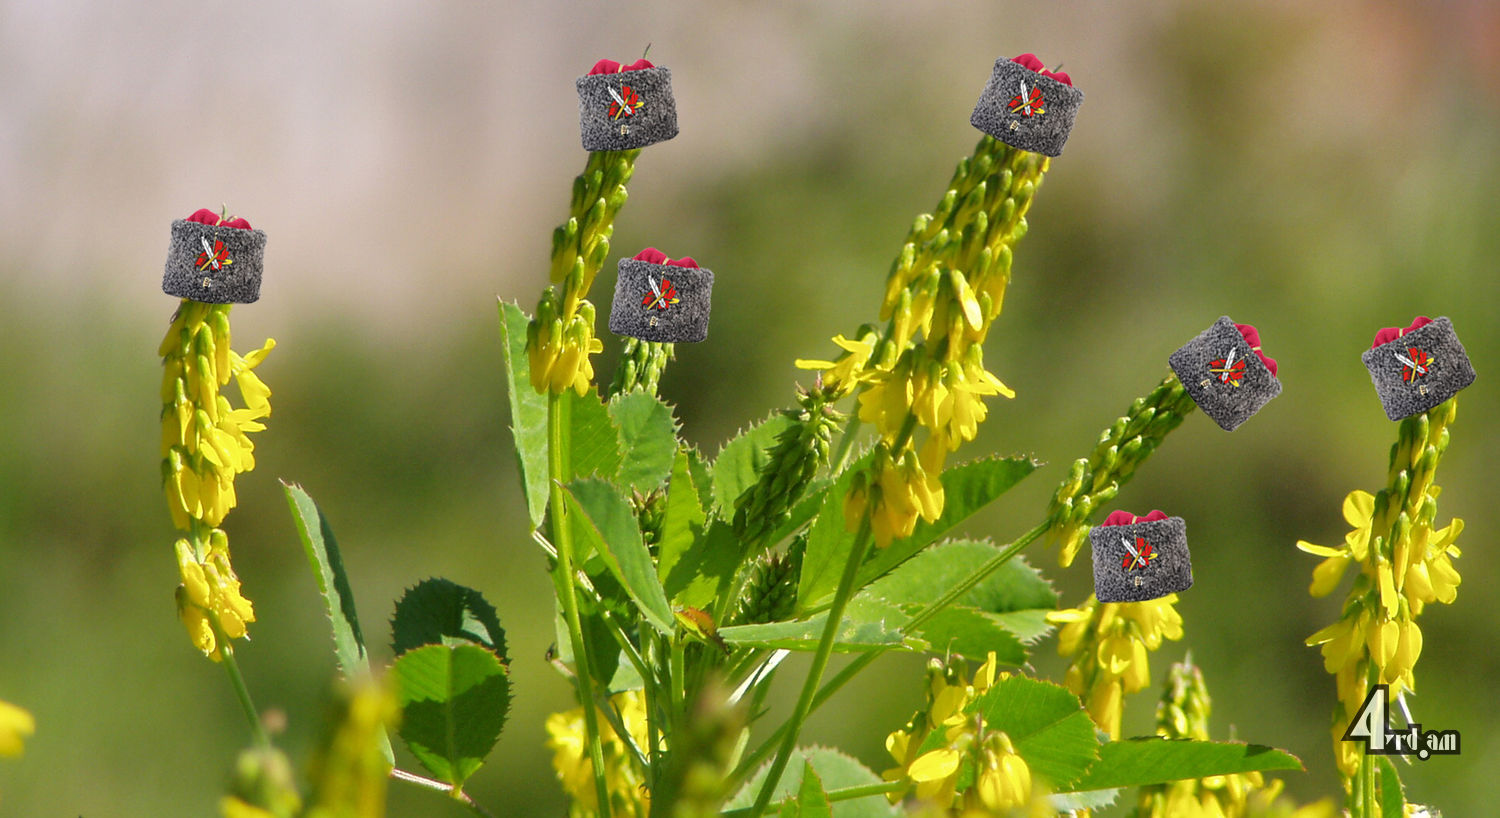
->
[1100,509,1169,527]
[589,58,656,75]
[633,247,698,268]
[1372,316,1434,350]
[1234,322,1277,376]
[1012,53,1072,86]
[185,208,251,230]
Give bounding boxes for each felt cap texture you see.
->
[1090,516,1192,603]
[162,219,266,304]
[970,58,1084,156]
[1361,316,1475,420]
[1169,316,1282,431]
[609,258,713,343]
[577,66,679,151]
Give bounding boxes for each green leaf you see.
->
[661,519,740,611]
[795,464,864,611]
[711,412,796,513]
[798,456,1036,610]
[391,643,511,791]
[855,456,1038,591]
[498,301,550,527]
[390,578,508,661]
[777,762,832,818]
[608,391,678,493]
[562,479,675,634]
[685,445,715,508]
[1374,754,1405,817]
[962,675,1101,789]
[1047,788,1121,812]
[283,481,372,676]
[727,746,898,818]
[656,450,707,584]
[282,481,394,766]
[568,387,622,482]
[719,603,913,653]
[857,540,1058,660]
[864,540,1058,615]
[1060,737,1303,792]
[903,607,1025,665]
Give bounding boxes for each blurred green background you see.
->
[1,2,1496,815]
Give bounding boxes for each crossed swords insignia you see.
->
[1008,79,1045,117]
[642,275,679,311]
[1121,534,1158,571]
[195,236,232,273]
[607,86,643,120]
[1394,348,1432,383]
[1208,346,1247,387]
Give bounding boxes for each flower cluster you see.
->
[732,384,843,550]
[546,690,651,818]
[1045,375,1196,567]
[302,678,399,818]
[883,654,1043,814]
[1300,398,1462,779]
[800,137,1048,547]
[159,299,274,659]
[528,149,639,396]
[1047,594,1184,740]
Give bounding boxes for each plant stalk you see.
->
[215,628,270,749]
[548,391,614,818]
[747,520,873,818]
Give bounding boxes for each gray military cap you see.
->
[1090,515,1192,603]
[970,55,1084,156]
[577,62,679,152]
[1362,316,1475,421]
[162,217,266,304]
[609,255,713,343]
[1169,316,1282,432]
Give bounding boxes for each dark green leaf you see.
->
[391,643,511,791]
[390,578,508,661]
[863,540,1057,613]
[964,675,1101,789]
[856,456,1038,591]
[685,445,714,509]
[567,388,622,482]
[498,301,550,527]
[727,746,898,818]
[563,479,674,634]
[1060,737,1303,792]
[1048,788,1121,812]
[711,412,796,513]
[905,607,1026,665]
[609,391,679,493]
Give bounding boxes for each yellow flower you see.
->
[859,446,944,549]
[0,700,35,758]
[545,690,651,817]
[159,300,271,657]
[304,677,398,818]
[971,732,1031,812]
[1295,490,1373,597]
[1048,595,1183,739]
[174,530,256,661]
[795,330,878,397]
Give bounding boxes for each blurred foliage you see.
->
[1,2,1497,816]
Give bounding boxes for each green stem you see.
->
[747,520,873,818]
[548,392,614,818]
[721,780,904,817]
[829,413,863,474]
[726,650,877,795]
[216,637,270,749]
[671,636,687,719]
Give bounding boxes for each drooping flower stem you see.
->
[547,392,614,818]
[748,519,873,818]
[217,636,270,748]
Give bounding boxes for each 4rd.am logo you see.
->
[1343,685,1460,760]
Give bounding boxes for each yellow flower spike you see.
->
[0,700,35,758]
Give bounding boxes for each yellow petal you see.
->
[1296,540,1344,558]
[1342,490,1375,528]
[0,700,36,758]
[908,748,961,783]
